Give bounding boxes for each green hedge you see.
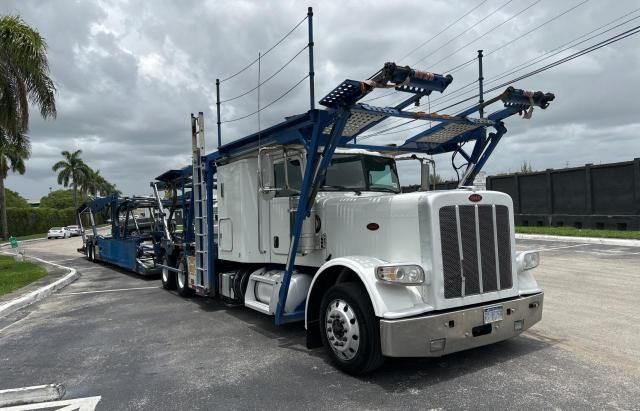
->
[6,207,106,237]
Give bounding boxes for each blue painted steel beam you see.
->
[205,160,217,296]
[275,109,348,325]
[203,111,325,164]
[461,123,508,186]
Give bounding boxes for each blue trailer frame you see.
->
[77,194,165,275]
[197,62,554,325]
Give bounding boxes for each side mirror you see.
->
[258,148,282,199]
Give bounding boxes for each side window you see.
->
[287,159,302,191]
[274,161,285,190]
[273,158,302,197]
[369,164,393,185]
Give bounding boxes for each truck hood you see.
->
[316,189,520,310]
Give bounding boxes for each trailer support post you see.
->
[307,7,315,111]
[478,50,484,118]
[216,78,222,149]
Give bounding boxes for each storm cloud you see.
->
[2,0,639,199]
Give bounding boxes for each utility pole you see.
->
[478,50,484,118]
[307,7,315,111]
[216,78,222,149]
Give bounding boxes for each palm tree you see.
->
[82,168,111,198]
[0,15,57,239]
[0,140,29,238]
[52,150,90,210]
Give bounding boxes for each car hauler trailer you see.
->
[150,166,200,295]
[77,194,165,275]
[159,59,554,374]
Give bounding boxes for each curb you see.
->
[0,253,79,319]
[515,233,640,247]
[0,237,48,248]
[0,384,65,407]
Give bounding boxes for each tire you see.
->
[176,256,193,297]
[319,282,384,375]
[88,244,95,262]
[161,255,177,290]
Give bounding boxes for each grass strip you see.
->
[516,226,640,240]
[0,255,48,297]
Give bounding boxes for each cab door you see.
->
[269,155,303,262]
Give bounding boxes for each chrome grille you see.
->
[439,204,512,298]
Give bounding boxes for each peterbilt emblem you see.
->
[469,194,482,202]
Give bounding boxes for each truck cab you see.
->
[210,144,543,373]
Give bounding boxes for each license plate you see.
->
[483,306,504,324]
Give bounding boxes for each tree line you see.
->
[52,149,119,210]
[0,15,118,239]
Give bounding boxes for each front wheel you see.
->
[161,255,176,290]
[176,257,193,297]
[319,283,384,375]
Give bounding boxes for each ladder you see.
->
[191,112,209,295]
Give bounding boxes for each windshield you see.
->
[323,154,400,193]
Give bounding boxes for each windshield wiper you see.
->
[368,185,399,193]
[322,185,362,195]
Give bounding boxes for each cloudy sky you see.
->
[3,0,639,199]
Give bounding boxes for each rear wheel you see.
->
[319,283,384,375]
[90,244,96,262]
[176,257,193,297]
[161,255,176,290]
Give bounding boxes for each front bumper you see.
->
[379,292,543,357]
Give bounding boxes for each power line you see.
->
[486,25,640,91]
[361,90,397,103]
[220,44,309,103]
[485,0,590,58]
[427,0,543,71]
[412,0,515,66]
[361,22,640,140]
[220,15,307,83]
[360,5,637,136]
[397,0,489,62]
[221,74,310,123]
[370,0,519,108]
[427,10,640,111]
[441,57,477,75]
[400,0,594,109]
[364,1,488,104]
[402,8,640,114]
[359,121,426,140]
[437,24,640,113]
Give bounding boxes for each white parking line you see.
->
[0,395,101,410]
[0,384,64,407]
[55,286,160,296]
[533,243,590,252]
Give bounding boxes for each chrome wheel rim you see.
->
[325,299,360,361]
[177,260,186,289]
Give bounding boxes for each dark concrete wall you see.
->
[486,158,640,230]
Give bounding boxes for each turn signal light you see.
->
[375,265,425,285]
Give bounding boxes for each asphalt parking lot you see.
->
[1,236,639,410]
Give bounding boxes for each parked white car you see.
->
[47,227,71,239]
[65,225,83,237]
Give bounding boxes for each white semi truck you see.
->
[154,62,554,374]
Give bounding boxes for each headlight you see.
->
[517,251,540,272]
[375,265,425,285]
